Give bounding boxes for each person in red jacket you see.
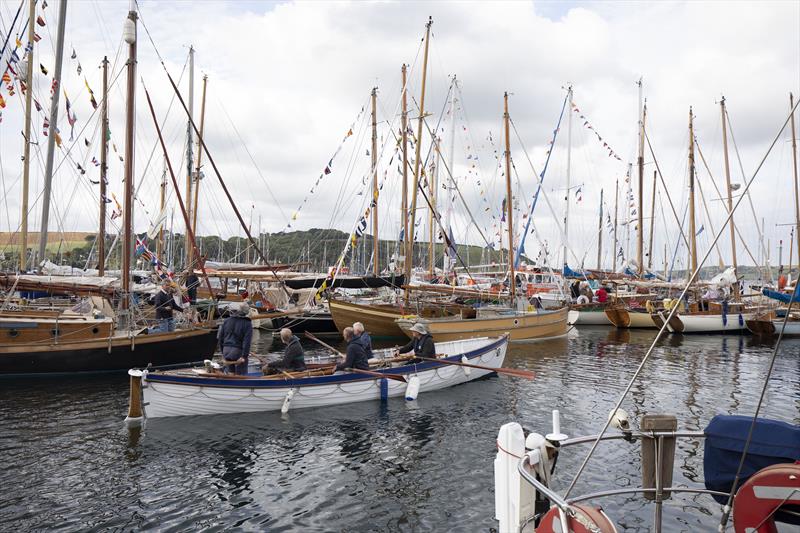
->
[596,285,609,303]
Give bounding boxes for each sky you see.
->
[0,0,798,272]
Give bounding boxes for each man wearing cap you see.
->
[336,327,370,372]
[152,279,186,333]
[397,323,436,362]
[218,302,253,375]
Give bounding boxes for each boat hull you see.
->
[397,307,569,342]
[605,307,657,328]
[746,318,800,337]
[269,311,339,336]
[140,335,508,418]
[568,307,611,325]
[0,328,218,375]
[652,312,756,333]
[328,298,408,338]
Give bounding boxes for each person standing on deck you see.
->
[596,285,609,303]
[152,280,187,333]
[218,302,253,375]
[336,327,370,372]
[352,321,373,358]
[185,269,200,305]
[397,323,436,363]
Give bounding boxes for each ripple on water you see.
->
[1,329,798,531]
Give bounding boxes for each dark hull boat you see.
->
[269,310,339,336]
[0,328,218,376]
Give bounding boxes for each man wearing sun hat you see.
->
[397,322,436,362]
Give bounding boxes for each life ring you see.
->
[733,461,800,533]
[537,504,617,533]
[576,295,590,304]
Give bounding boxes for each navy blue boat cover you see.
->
[704,414,800,503]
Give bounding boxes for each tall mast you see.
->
[428,138,438,277]
[19,0,35,271]
[647,169,657,270]
[400,64,409,276]
[688,107,698,275]
[98,56,109,276]
[406,17,432,293]
[371,86,379,276]
[443,76,457,272]
[157,158,166,260]
[612,177,619,272]
[562,86,573,269]
[636,79,645,275]
[121,8,138,323]
[37,0,68,270]
[596,188,603,270]
[192,74,208,243]
[720,96,738,296]
[503,92,515,308]
[184,45,195,268]
[790,93,800,270]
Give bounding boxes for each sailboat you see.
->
[0,6,217,375]
[397,92,569,342]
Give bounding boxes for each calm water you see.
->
[1,328,798,532]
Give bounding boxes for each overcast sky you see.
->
[0,0,798,271]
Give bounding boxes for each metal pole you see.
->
[400,64,409,281]
[720,96,739,296]
[563,86,573,269]
[597,188,603,270]
[184,45,195,268]
[37,0,69,269]
[688,107,698,275]
[121,9,137,324]
[637,79,645,274]
[503,92,515,309]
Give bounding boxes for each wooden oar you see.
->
[304,332,406,383]
[413,355,536,380]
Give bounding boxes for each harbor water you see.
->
[1,327,798,531]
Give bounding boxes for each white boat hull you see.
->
[657,312,757,333]
[140,336,508,418]
[568,309,611,326]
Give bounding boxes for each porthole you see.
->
[92,327,100,334]
[8,329,19,338]
[513,319,519,326]
[51,328,60,336]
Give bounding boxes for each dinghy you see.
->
[127,335,509,418]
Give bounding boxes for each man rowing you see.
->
[265,328,308,374]
[397,323,435,362]
[336,327,370,372]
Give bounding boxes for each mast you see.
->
[98,56,109,276]
[688,107,698,275]
[371,86,379,276]
[636,79,646,275]
[184,45,195,268]
[157,158,166,259]
[429,138,438,277]
[406,17,432,294]
[790,93,800,270]
[400,64,409,277]
[562,86,573,269]
[503,92,515,308]
[648,169,657,270]
[19,0,35,271]
[121,8,137,323]
[443,76,457,273]
[596,188,603,270]
[612,177,619,272]
[37,0,68,270]
[192,74,208,243]
[720,96,738,296]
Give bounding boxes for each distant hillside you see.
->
[0,231,94,247]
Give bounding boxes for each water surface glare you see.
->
[1,328,798,531]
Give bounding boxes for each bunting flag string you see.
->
[570,100,624,162]
[280,105,366,232]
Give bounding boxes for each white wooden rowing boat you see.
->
[131,335,508,418]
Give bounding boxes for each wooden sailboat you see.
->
[397,92,569,342]
[0,7,218,375]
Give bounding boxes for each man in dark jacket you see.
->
[153,280,186,333]
[352,321,373,358]
[218,302,253,375]
[185,270,200,304]
[336,327,370,372]
[266,328,307,373]
[398,323,435,362]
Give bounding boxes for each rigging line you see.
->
[509,116,586,274]
[694,166,726,267]
[214,97,290,226]
[0,0,22,61]
[644,128,692,254]
[725,107,775,281]
[563,95,800,501]
[694,135,763,275]
[512,91,568,269]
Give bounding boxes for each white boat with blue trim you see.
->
[126,335,509,418]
